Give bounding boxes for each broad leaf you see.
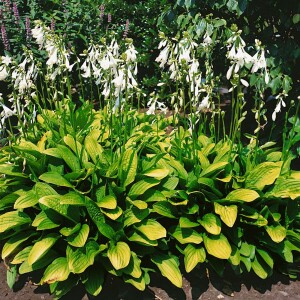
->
[151,253,182,288]
[134,219,166,241]
[201,162,228,177]
[39,172,73,188]
[265,225,287,243]
[82,265,104,296]
[128,178,160,199]
[170,226,203,244]
[67,224,90,247]
[40,257,70,284]
[14,190,39,209]
[143,168,169,180]
[0,211,31,233]
[226,189,260,202]
[199,213,221,235]
[107,242,131,270]
[203,234,232,259]
[245,162,282,190]
[214,202,238,227]
[153,201,178,218]
[28,233,60,265]
[184,244,206,273]
[121,148,138,187]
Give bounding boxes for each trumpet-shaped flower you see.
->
[0,66,8,80]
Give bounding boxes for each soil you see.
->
[1,260,300,300]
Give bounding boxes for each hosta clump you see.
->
[0,105,300,298]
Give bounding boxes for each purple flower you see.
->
[51,18,55,31]
[123,19,130,39]
[5,0,11,12]
[107,13,111,23]
[1,23,10,51]
[25,16,31,40]
[99,4,105,23]
[12,2,20,26]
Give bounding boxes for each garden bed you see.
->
[1,259,299,300]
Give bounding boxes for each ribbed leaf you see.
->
[201,162,228,177]
[101,206,123,220]
[96,194,117,209]
[134,219,166,241]
[2,231,35,260]
[265,225,287,243]
[179,216,199,228]
[60,192,85,205]
[39,172,73,188]
[151,253,182,288]
[143,168,169,180]
[57,145,81,172]
[28,233,60,265]
[107,242,131,270]
[170,226,203,244]
[40,257,70,284]
[60,224,81,237]
[214,202,238,227]
[204,234,232,259]
[199,213,221,235]
[124,207,149,227]
[10,246,32,265]
[153,201,178,218]
[82,265,104,296]
[122,252,142,278]
[245,162,282,190]
[84,135,105,164]
[67,224,89,247]
[267,179,300,200]
[128,178,160,199]
[0,211,31,233]
[121,148,138,187]
[123,274,146,291]
[127,231,158,246]
[226,189,260,202]
[184,244,206,273]
[14,190,39,209]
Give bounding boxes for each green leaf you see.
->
[151,253,182,288]
[39,195,79,222]
[68,241,101,274]
[179,216,199,228]
[7,265,17,289]
[0,211,31,233]
[203,234,232,259]
[28,233,60,265]
[128,178,160,199]
[265,225,287,243]
[214,202,238,227]
[121,148,138,187]
[101,206,123,220]
[123,274,146,291]
[2,231,35,260]
[153,201,178,218]
[199,213,221,235]
[226,189,260,202]
[39,172,73,188]
[161,177,179,191]
[50,274,78,299]
[57,145,81,172]
[107,242,131,270]
[124,207,149,227]
[266,179,300,200]
[170,226,203,244]
[245,162,282,190]
[143,168,169,180]
[96,194,117,209]
[19,250,58,274]
[184,244,206,273]
[67,224,89,247]
[134,219,166,241]
[40,257,70,284]
[14,190,39,209]
[10,246,32,264]
[201,162,228,177]
[251,254,272,279]
[60,192,85,205]
[122,252,142,278]
[82,265,104,296]
[60,224,81,237]
[84,135,105,164]
[127,231,158,246]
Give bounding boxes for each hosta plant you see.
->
[0,103,299,298]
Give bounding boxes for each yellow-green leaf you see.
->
[184,244,206,273]
[84,135,105,164]
[214,202,238,227]
[67,224,89,247]
[0,211,31,233]
[153,201,177,219]
[134,219,166,241]
[10,246,32,265]
[101,206,123,220]
[204,234,232,259]
[128,178,160,198]
[170,226,203,244]
[107,242,131,270]
[28,233,60,265]
[245,162,282,190]
[199,213,221,235]
[82,265,104,296]
[121,149,138,187]
[14,191,39,209]
[143,168,169,180]
[40,257,70,284]
[226,189,260,202]
[122,252,142,279]
[2,232,35,260]
[39,172,73,188]
[96,195,117,209]
[267,179,300,200]
[151,254,182,288]
[201,162,228,177]
[265,225,287,243]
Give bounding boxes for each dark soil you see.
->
[1,260,300,300]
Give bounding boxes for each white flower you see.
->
[0,67,8,80]
[240,79,249,87]
[125,44,138,62]
[203,33,212,46]
[198,95,209,110]
[32,24,44,47]
[46,46,58,67]
[272,97,286,121]
[155,45,170,68]
[1,56,12,66]
[1,103,16,118]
